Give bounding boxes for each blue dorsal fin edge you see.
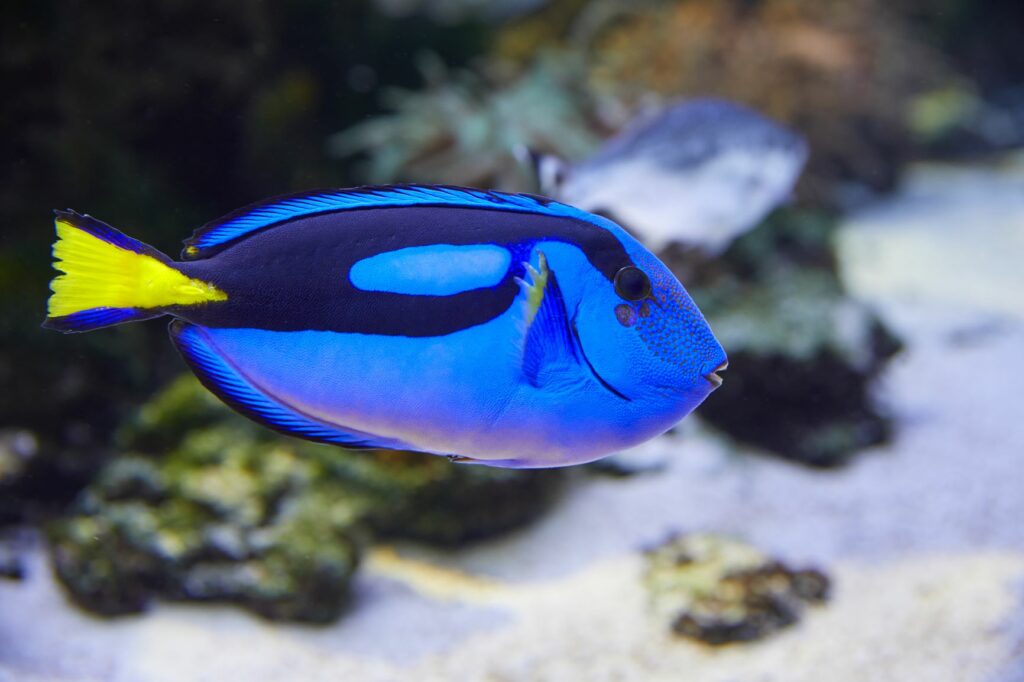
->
[182,184,617,260]
[169,320,409,450]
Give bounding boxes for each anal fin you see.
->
[169,320,409,450]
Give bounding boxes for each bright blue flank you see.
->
[188,185,631,253]
[349,244,511,296]
[173,322,412,450]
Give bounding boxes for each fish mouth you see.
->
[704,361,728,389]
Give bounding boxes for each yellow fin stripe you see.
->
[47,219,227,318]
[518,250,550,329]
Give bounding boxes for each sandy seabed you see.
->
[2,158,1023,682]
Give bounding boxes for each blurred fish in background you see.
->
[523,98,809,255]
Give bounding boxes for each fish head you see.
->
[568,235,727,420]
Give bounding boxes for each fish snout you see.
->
[704,360,728,389]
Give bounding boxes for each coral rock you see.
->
[684,208,901,466]
[644,533,830,646]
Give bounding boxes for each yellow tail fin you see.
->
[44,211,226,333]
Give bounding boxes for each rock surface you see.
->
[0,430,39,527]
[49,431,367,622]
[683,208,901,466]
[644,533,829,645]
[0,540,25,581]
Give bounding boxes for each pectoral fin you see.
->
[516,252,632,402]
[516,251,579,387]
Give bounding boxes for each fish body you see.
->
[44,186,726,468]
[532,98,808,254]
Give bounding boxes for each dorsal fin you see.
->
[181,184,619,260]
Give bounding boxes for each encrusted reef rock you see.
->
[0,429,41,529]
[0,536,26,581]
[50,375,561,621]
[331,449,562,546]
[0,430,36,488]
[0,430,38,514]
[681,208,901,467]
[644,533,830,646]
[49,429,367,622]
[0,432,41,580]
[115,373,233,453]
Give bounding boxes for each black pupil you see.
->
[614,266,651,301]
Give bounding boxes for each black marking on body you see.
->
[176,205,633,337]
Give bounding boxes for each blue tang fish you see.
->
[43,185,727,468]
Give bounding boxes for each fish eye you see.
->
[614,266,651,301]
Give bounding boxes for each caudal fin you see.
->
[43,210,227,333]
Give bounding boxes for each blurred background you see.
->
[2,1,1023,680]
